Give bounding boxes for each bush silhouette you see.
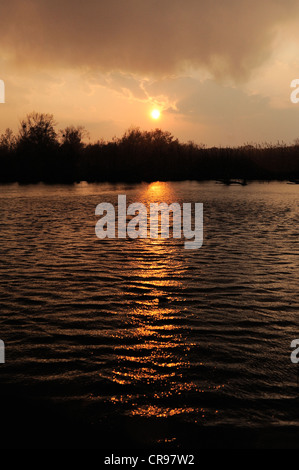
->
[1,112,299,184]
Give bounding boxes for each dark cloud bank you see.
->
[1,0,298,80]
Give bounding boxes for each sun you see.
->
[151,109,161,120]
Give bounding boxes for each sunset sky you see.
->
[1,0,299,146]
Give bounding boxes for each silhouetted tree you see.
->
[18,113,57,149]
[0,128,16,152]
[14,113,58,182]
[59,126,88,150]
[57,126,88,182]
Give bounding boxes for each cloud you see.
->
[91,72,149,101]
[168,79,269,119]
[1,0,298,81]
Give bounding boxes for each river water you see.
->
[0,181,299,447]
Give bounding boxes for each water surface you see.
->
[0,181,299,446]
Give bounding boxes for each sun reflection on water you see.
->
[107,229,205,419]
[139,181,177,204]
[95,181,225,421]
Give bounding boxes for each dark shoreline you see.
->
[2,115,299,185]
[0,178,298,186]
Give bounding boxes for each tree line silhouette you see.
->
[1,112,299,184]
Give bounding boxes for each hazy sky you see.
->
[1,0,299,146]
